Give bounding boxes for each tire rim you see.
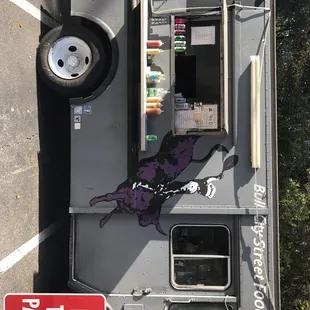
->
[48,36,92,80]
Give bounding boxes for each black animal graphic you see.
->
[90,131,238,235]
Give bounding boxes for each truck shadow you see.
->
[32,1,71,293]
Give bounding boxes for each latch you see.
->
[132,287,152,296]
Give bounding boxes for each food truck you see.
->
[37,0,280,309]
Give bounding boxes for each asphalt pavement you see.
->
[0,0,71,305]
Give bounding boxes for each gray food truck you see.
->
[37,0,280,309]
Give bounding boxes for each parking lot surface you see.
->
[0,0,71,305]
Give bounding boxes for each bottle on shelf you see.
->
[147,40,164,48]
[175,29,186,35]
[175,35,186,41]
[175,17,186,24]
[175,24,186,30]
[175,41,186,47]
[147,88,167,97]
[146,102,163,108]
[146,71,164,83]
[146,108,163,115]
[175,46,186,53]
[175,103,190,110]
[146,135,158,141]
[175,97,186,103]
[146,96,163,103]
[147,48,164,55]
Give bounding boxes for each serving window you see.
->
[171,12,229,135]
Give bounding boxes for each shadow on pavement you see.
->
[33,0,71,293]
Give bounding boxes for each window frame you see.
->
[170,224,232,291]
[169,303,235,310]
[172,12,229,136]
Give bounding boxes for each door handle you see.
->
[165,298,195,303]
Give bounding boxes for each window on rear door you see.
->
[170,225,231,290]
[170,303,234,310]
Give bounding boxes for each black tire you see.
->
[37,24,107,98]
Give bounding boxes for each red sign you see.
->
[4,294,106,310]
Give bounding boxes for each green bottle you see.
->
[175,41,186,47]
[147,88,158,97]
[146,135,158,141]
[147,88,167,97]
[175,35,186,41]
[175,46,186,53]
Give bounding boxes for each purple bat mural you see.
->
[89,131,239,235]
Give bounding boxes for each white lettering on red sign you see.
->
[22,299,40,310]
[22,299,64,310]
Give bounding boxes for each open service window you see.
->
[170,225,231,290]
[171,9,229,135]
